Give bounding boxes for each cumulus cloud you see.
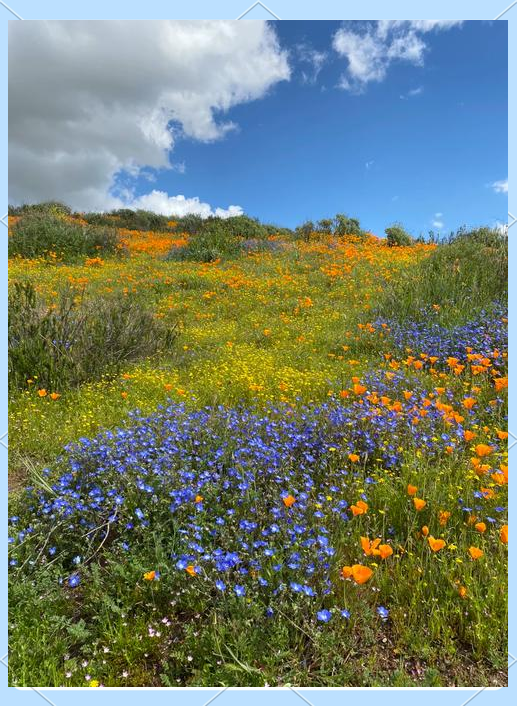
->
[491,179,508,194]
[127,190,243,218]
[332,20,463,92]
[8,20,290,213]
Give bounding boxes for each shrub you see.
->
[295,220,315,241]
[8,201,72,218]
[8,282,178,393]
[8,213,121,261]
[166,222,242,262]
[334,213,365,238]
[174,213,205,235]
[385,224,414,247]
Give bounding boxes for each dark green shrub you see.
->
[8,214,121,261]
[174,214,204,235]
[385,223,414,247]
[334,213,365,237]
[82,209,171,232]
[295,220,315,241]
[166,222,242,262]
[8,282,178,393]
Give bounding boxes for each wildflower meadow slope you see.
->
[8,206,508,687]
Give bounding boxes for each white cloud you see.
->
[296,43,328,84]
[432,212,444,229]
[332,20,462,92]
[491,179,508,194]
[400,85,423,99]
[9,20,290,212]
[127,190,243,218]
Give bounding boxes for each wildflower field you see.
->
[8,206,508,687]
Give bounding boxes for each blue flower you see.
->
[316,609,332,622]
[377,606,389,621]
[234,584,246,597]
[215,579,226,592]
[341,609,351,619]
[68,574,81,588]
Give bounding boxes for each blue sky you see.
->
[10,20,508,236]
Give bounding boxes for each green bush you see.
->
[385,223,414,247]
[8,282,178,393]
[376,226,507,323]
[166,222,242,262]
[334,213,366,237]
[8,201,72,218]
[82,209,171,232]
[8,214,121,261]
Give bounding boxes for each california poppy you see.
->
[468,546,484,560]
[283,494,296,508]
[474,522,486,533]
[413,497,426,511]
[500,524,508,544]
[475,444,492,458]
[351,500,368,516]
[428,536,446,552]
[407,484,418,496]
[342,564,373,584]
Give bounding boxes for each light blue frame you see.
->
[1,1,513,701]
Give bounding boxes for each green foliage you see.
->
[8,282,178,393]
[8,201,72,218]
[317,218,334,234]
[377,226,507,323]
[174,213,205,235]
[334,213,365,237]
[385,223,414,247]
[295,220,315,241]
[166,222,243,262]
[8,213,121,261]
[82,208,171,232]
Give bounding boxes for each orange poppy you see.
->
[195,495,203,504]
[378,544,393,559]
[413,497,426,511]
[428,536,446,552]
[474,522,486,533]
[283,494,296,508]
[185,565,197,576]
[407,484,418,496]
[143,570,156,581]
[468,546,484,560]
[421,525,429,537]
[341,564,373,584]
[348,453,360,463]
[38,389,47,397]
[475,444,492,457]
[438,510,451,526]
[500,525,508,544]
[351,500,368,516]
